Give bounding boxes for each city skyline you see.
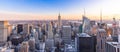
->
[0,0,120,20]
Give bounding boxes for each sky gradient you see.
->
[0,0,120,20]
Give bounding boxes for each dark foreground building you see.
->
[77,33,96,52]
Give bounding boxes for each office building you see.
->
[96,29,107,52]
[39,42,45,52]
[17,24,23,34]
[19,41,29,52]
[48,22,53,39]
[11,35,22,46]
[58,13,62,30]
[106,42,120,52]
[54,33,62,46]
[45,39,54,49]
[28,37,35,51]
[23,24,30,35]
[7,25,12,36]
[0,21,9,45]
[77,33,96,52]
[82,16,91,34]
[62,26,71,44]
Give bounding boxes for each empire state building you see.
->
[58,13,62,30]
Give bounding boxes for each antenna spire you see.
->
[100,9,102,23]
[84,8,86,16]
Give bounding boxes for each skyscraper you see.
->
[17,24,23,34]
[20,41,29,52]
[0,21,9,45]
[82,16,91,34]
[58,13,62,31]
[62,26,71,44]
[48,22,53,39]
[23,24,30,35]
[96,29,107,52]
[105,42,120,52]
[76,33,96,52]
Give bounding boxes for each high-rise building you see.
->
[20,41,29,52]
[17,24,23,34]
[48,22,53,39]
[76,33,96,52]
[105,42,120,52]
[58,13,62,30]
[96,29,107,52]
[54,33,62,46]
[28,37,35,51]
[0,21,9,45]
[82,16,91,34]
[45,40,53,47]
[112,18,118,36]
[39,42,45,52]
[23,24,30,35]
[7,25,12,36]
[62,26,71,44]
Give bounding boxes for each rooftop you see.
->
[77,33,91,37]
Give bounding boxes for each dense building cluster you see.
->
[0,14,120,52]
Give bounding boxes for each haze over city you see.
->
[0,0,120,20]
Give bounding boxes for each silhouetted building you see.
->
[77,33,96,52]
[17,24,23,34]
[11,35,23,46]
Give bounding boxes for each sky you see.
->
[0,0,120,20]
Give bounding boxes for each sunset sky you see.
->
[0,0,120,20]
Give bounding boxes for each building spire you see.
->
[84,8,86,16]
[100,8,102,23]
[59,12,60,16]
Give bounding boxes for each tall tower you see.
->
[96,29,107,52]
[48,22,53,39]
[58,13,62,30]
[0,21,9,45]
[62,26,72,44]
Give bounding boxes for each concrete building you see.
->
[96,29,107,52]
[62,26,72,44]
